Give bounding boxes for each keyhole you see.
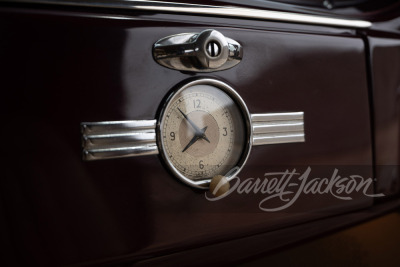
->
[206,41,221,57]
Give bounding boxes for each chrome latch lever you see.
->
[152,29,243,72]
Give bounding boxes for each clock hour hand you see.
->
[199,126,210,143]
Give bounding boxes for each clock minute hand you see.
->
[177,107,202,134]
[182,135,200,153]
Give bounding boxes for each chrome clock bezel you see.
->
[157,78,253,189]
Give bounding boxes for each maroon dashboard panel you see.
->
[0,7,374,266]
[368,36,400,197]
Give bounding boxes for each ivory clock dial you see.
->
[159,80,250,187]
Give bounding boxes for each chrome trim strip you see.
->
[81,119,158,160]
[251,112,305,146]
[82,120,156,135]
[253,122,304,134]
[8,0,372,29]
[251,112,304,122]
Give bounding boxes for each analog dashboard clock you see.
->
[81,78,305,189]
[157,79,252,188]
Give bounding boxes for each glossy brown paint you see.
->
[368,36,400,197]
[0,6,375,266]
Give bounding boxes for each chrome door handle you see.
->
[152,29,243,72]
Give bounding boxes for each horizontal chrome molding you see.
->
[81,120,158,160]
[251,112,305,146]
[7,0,372,29]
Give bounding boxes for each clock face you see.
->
[158,79,251,188]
